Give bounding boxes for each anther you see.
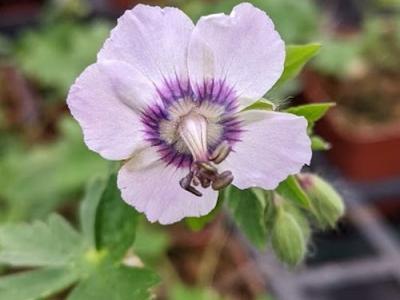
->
[209,141,231,164]
[211,170,234,191]
[179,172,202,197]
[200,177,211,188]
[195,162,218,180]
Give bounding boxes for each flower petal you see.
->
[98,4,194,84]
[118,151,218,224]
[188,3,285,109]
[67,62,155,160]
[222,110,312,190]
[98,60,163,112]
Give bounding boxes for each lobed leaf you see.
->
[67,266,159,300]
[79,177,106,247]
[0,214,85,267]
[0,268,79,300]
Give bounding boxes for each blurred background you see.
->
[1,0,400,299]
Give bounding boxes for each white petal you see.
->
[67,62,152,160]
[188,3,285,109]
[98,4,194,84]
[222,110,311,190]
[98,60,163,112]
[118,151,218,224]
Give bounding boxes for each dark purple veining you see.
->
[141,77,243,169]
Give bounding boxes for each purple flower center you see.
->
[141,77,242,169]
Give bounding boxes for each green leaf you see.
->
[243,98,275,111]
[79,177,106,247]
[274,43,321,88]
[67,266,159,300]
[0,117,107,221]
[0,267,79,300]
[286,103,335,124]
[276,175,312,210]
[311,135,331,151]
[95,174,140,261]
[170,284,223,300]
[226,186,268,249]
[15,21,111,97]
[0,214,85,267]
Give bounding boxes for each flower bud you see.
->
[298,174,345,229]
[271,209,306,266]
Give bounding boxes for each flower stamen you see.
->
[209,141,231,164]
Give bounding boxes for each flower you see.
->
[67,3,312,224]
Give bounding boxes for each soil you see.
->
[322,70,400,127]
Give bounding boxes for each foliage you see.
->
[14,20,111,99]
[224,47,340,265]
[226,187,271,249]
[314,15,400,77]
[179,0,319,43]
[0,175,159,300]
[0,0,346,294]
[0,117,108,222]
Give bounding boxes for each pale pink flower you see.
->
[67,3,311,224]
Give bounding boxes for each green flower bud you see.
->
[271,208,306,266]
[298,174,345,229]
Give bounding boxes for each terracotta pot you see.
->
[302,70,400,182]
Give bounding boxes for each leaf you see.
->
[0,214,85,267]
[286,103,335,124]
[95,174,140,261]
[311,135,331,151]
[0,267,79,300]
[243,98,275,111]
[274,43,321,88]
[79,177,106,247]
[15,21,111,97]
[226,186,268,249]
[170,284,223,300]
[0,117,107,221]
[67,266,159,300]
[276,175,312,210]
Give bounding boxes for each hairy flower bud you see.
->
[298,174,345,229]
[271,208,306,266]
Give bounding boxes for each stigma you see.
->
[178,113,234,196]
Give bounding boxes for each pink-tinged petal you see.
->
[98,60,163,112]
[98,4,194,84]
[67,62,155,160]
[188,3,285,109]
[222,110,312,190]
[118,150,218,224]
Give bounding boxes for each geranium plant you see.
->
[0,3,344,299]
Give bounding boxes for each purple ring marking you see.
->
[141,77,243,169]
